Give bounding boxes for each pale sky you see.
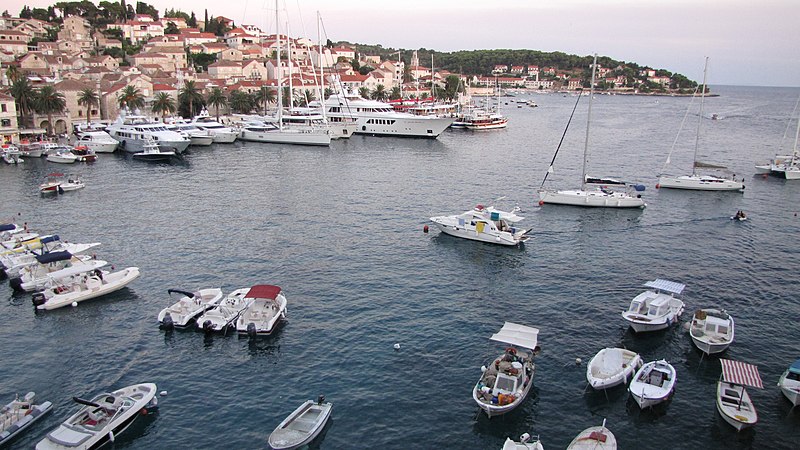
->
[7,0,800,86]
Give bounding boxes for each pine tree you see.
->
[120,0,127,22]
[204,9,208,31]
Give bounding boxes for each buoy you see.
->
[160,390,168,396]
[140,408,147,415]
[393,343,401,350]
[71,301,78,307]
[575,357,582,365]
[423,225,429,233]
[655,183,660,189]
[538,200,544,206]
[110,265,115,270]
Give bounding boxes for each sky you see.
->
[6,0,800,86]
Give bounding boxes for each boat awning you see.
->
[644,279,685,295]
[245,284,282,299]
[40,235,60,245]
[790,359,800,375]
[0,224,17,232]
[720,359,763,389]
[490,322,539,350]
[35,250,72,264]
[46,260,107,280]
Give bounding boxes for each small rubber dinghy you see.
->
[567,419,616,449]
[586,347,642,390]
[0,392,53,446]
[628,360,676,409]
[268,396,332,450]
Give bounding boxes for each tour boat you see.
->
[131,139,175,161]
[32,266,140,310]
[11,253,107,292]
[430,204,531,246]
[0,392,53,447]
[716,359,762,431]
[567,419,617,450]
[267,396,332,450]
[689,308,734,355]
[628,360,676,409]
[74,130,119,153]
[2,144,23,164]
[621,279,685,333]
[586,347,643,390]
[36,383,157,450]
[473,322,539,418]
[235,284,287,336]
[196,287,253,333]
[191,110,239,143]
[158,288,224,329]
[777,358,800,406]
[107,110,190,154]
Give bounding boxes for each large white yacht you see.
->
[238,120,331,146]
[107,111,190,154]
[191,110,239,143]
[310,93,454,138]
[73,123,119,153]
[163,118,214,146]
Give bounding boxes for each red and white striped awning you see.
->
[720,359,763,389]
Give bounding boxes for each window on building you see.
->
[1,119,10,127]
[0,104,6,112]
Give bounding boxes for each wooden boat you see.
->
[0,392,53,446]
[567,419,617,449]
[586,347,642,390]
[716,359,762,430]
[778,358,800,406]
[621,279,685,333]
[628,360,676,408]
[690,308,734,355]
[268,396,332,450]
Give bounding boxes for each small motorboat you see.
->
[621,279,685,333]
[473,322,539,417]
[586,347,643,390]
[1,144,23,164]
[196,287,253,333]
[1,237,100,278]
[730,210,747,221]
[501,433,543,450]
[778,358,800,406]
[70,145,97,162]
[60,175,85,192]
[32,267,140,310]
[10,253,107,292]
[236,285,287,336]
[0,392,53,447]
[689,308,734,355]
[158,288,224,329]
[46,148,78,164]
[36,383,157,450]
[18,142,44,158]
[267,396,332,450]
[132,139,175,161]
[40,173,64,195]
[716,359,763,431]
[567,419,616,449]
[628,360,676,409]
[430,203,532,246]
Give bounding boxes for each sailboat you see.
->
[538,54,647,208]
[657,58,745,191]
[766,102,800,179]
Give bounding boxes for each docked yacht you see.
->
[107,110,190,154]
[1,144,23,164]
[238,120,331,146]
[621,279,686,333]
[74,124,119,153]
[310,93,454,138]
[158,288,224,329]
[191,110,239,143]
[32,266,140,310]
[263,109,356,139]
[235,284,287,336]
[430,204,531,246]
[46,148,78,164]
[163,118,214,146]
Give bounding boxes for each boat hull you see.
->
[778,370,800,406]
[587,348,643,390]
[628,360,676,409]
[431,222,527,246]
[210,130,238,143]
[689,309,734,355]
[567,425,617,449]
[239,129,330,146]
[37,267,140,310]
[82,141,118,153]
[658,175,744,191]
[268,400,332,450]
[189,135,214,146]
[353,116,454,138]
[116,137,190,154]
[538,189,646,208]
[716,382,757,431]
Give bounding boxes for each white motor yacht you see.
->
[716,359,762,431]
[46,147,78,164]
[238,120,331,146]
[430,204,531,246]
[164,119,214,146]
[132,139,175,161]
[236,285,287,336]
[276,108,357,139]
[74,125,119,153]
[107,110,190,154]
[689,308,734,355]
[621,279,685,333]
[158,288,224,329]
[191,110,239,143]
[10,252,107,292]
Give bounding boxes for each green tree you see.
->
[206,87,227,121]
[358,86,370,99]
[19,6,32,18]
[117,85,145,109]
[253,87,275,115]
[33,85,66,135]
[389,86,401,100]
[77,88,99,124]
[135,1,159,19]
[371,84,387,101]
[230,90,253,114]
[164,21,179,34]
[151,92,176,119]
[10,78,36,129]
[178,80,204,118]
[295,89,315,107]
[187,11,197,28]
[5,65,20,84]
[324,88,334,99]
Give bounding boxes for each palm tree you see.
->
[389,86,401,100]
[281,87,292,108]
[206,87,227,121]
[117,85,145,110]
[77,88,99,124]
[231,90,254,114]
[151,92,176,119]
[33,85,66,135]
[358,86,370,99]
[178,80,204,118]
[252,87,275,115]
[324,88,334,99]
[295,89,316,107]
[5,65,20,84]
[10,77,35,128]
[371,84,387,101]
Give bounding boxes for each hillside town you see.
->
[0,2,695,145]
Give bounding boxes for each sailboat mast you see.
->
[275,0,282,129]
[581,53,598,190]
[286,20,292,114]
[317,11,327,122]
[791,111,800,165]
[693,57,709,176]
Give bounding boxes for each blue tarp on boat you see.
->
[0,224,16,232]
[35,251,72,264]
[790,359,800,374]
[40,235,60,245]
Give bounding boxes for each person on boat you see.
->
[94,268,104,281]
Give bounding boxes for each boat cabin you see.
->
[699,314,731,338]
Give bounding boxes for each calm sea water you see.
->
[2,85,800,449]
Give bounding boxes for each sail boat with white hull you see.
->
[538,54,647,208]
[765,100,800,179]
[658,58,744,191]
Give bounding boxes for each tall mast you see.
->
[274,1,283,129]
[693,57,709,176]
[317,11,327,122]
[286,20,292,116]
[581,53,597,190]
[792,111,800,164]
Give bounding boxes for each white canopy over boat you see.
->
[490,322,540,350]
[643,279,685,295]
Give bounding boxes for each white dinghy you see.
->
[628,360,677,409]
[567,419,616,450]
[236,284,287,336]
[689,308,734,355]
[777,359,800,406]
[0,392,53,447]
[473,322,539,417]
[586,347,643,390]
[430,203,532,246]
[501,433,543,450]
[716,359,763,431]
[33,267,140,310]
[196,287,253,333]
[267,395,332,450]
[158,288,224,329]
[36,383,157,450]
[621,279,685,333]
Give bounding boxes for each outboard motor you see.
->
[317,395,325,405]
[32,292,46,306]
[246,322,256,337]
[202,320,213,334]
[161,313,174,330]
[9,277,23,291]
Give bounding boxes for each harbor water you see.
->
[1,85,799,449]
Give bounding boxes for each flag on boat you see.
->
[720,359,763,389]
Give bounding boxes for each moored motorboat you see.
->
[628,360,677,409]
[196,287,253,333]
[18,142,44,158]
[430,204,531,246]
[59,175,85,192]
[191,110,239,143]
[158,288,224,329]
[1,237,100,278]
[39,173,64,195]
[235,284,287,336]
[716,359,762,431]
[1,144,23,164]
[586,347,643,390]
[777,359,800,406]
[267,396,332,450]
[621,279,685,333]
[473,322,539,418]
[11,253,107,292]
[36,383,157,450]
[567,419,616,450]
[689,308,734,355]
[501,433,543,450]
[74,129,119,153]
[33,267,140,310]
[46,148,78,164]
[0,392,53,447]
[70,145,97,163]
[131,139,175,161]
